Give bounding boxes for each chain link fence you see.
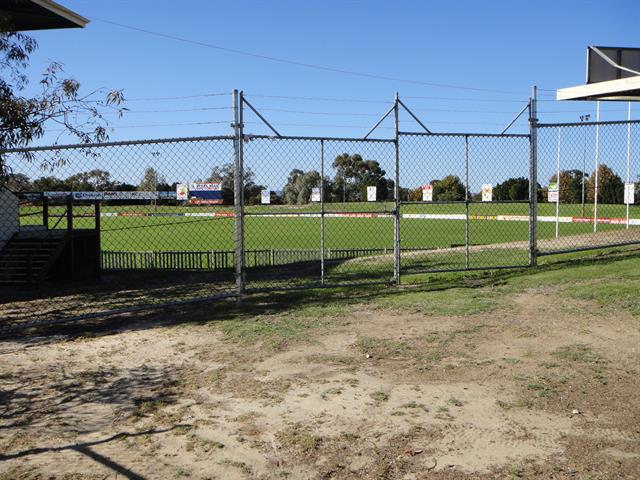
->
[536,120,640,255]
[241,135,397,290]
[399,132,532,275]
[1,92,639,331]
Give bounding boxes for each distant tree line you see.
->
[280,154,395,204]
[547,164,629,204]
[3,157,637,205]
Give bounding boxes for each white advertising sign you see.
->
[261,189,271,204]
[72,191,103,200]
[311,187,321,202]
[548,182,559,203]
[422,184,433,202]
[189,182,222,191]
[367,186,377,202]
[176,184,189,201]
[103,191,158,200]
[481,184,493,202]
[625,183,635,205]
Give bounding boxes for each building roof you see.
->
[556,46,640,102]
[556,76,640,102]
[2,0,89,31]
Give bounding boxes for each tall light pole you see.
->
[579,114,590,217]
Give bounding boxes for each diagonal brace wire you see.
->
[500,102,530,135]
[397,98,432,134]
[242,95,281,137]
[363,103,395,139]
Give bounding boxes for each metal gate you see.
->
[398,132,533,277]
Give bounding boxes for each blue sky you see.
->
[22,0,639,144]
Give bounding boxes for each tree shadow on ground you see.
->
[0,426,188,479]
[0,363,181,432]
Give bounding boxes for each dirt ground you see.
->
[1,253,639,479]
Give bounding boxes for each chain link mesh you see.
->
[1,137,236,329]
[399,133,531,274]
[536,121,640,254]
[242,136,396,289]
[2,112,639,330]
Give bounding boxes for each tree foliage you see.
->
[283,169,321,204]
[548,169,587,203]
[432,175,466,201]
[332,153,392,202]
[207,162,264,205]
[0,21,125,181]
[138,167,165,191]
[16,170,133,192]
[585,164,624,204]
[494,177,529,201]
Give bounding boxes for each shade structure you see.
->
[1,0,88,31]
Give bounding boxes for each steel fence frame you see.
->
[3,86,640,331]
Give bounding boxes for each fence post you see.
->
[67,194,74,281]
[593,101,601,233]
[42,193,49,229]
[393,92,401,285]
[95,200,101,279]
[233,89,246,303]
[625,102,632,229]
[529,86,538,267]
[320,139,325,286]
[464,135,470,269]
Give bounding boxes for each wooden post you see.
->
[42,193,49,229]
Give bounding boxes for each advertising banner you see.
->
[176,184,189,201]
[548,182,559,202]
[261,190,271,204]
[188,182,223,204]
[311,187,321,202]
[367,186,377,202]
[481,184,493,202]
[72,191,103,200]
[421,184,433,202]
[103,191,158,201]
[624,182,635,205]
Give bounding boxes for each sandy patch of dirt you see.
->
[1,284,639,479]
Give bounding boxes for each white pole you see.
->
[593,102,600,233]
[625,102,632,229]
[555,128,561,238]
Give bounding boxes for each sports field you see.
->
[21,202,640,253]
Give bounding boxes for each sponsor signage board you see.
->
[72,191,103,200]
[188,182,223,204]
[176,184,189,201]
[625,182,635,205]
[261,190,271,204]
[367,186,377,202]
[311,187,321,202]
[481,184,493,202]
[422,184,433,202]
[548,182,559,202]
[103,191,158,200]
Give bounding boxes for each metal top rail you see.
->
[536,119,640,128]
[398,131,530,138]
[0,134,236,154]
[244,133,394,143]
